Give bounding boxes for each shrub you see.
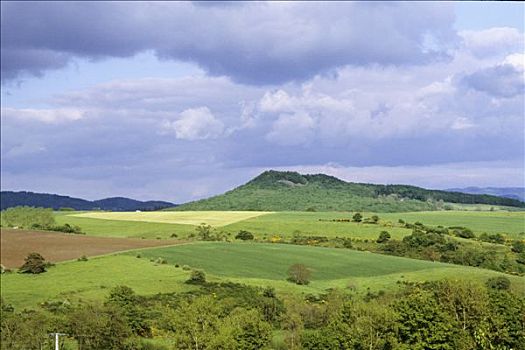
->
[58,207,75,211]
[1,206,55,229]
[352,213,363,223]
[376,231,391,243]
[155,257,167,265]
[170,233,178,238]
[19,252,48,274]
[287,264,311,285]
[451,227,475,239]
[479,233,506,244]
[196,223,212,240]
[486,276,511,290]
[235,230,254,241]
[46,223,84,234]
[182,265,191,271]
[77,255,88,262]
[511,240,525,253]
[186,269,206,284]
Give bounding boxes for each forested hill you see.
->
[0,191,175,211]
[172,170,525,212]
[447,187,525,202]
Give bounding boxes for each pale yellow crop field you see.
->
[71,211,272,227]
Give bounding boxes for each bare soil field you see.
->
[0,228,184,268]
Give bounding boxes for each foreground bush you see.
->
[19,252,48,274]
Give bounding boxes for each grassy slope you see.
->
[129,242,525,295]
[379,211,525,239]
[172,170,524,212]
[1,254,195,309]
[223,211,411,240]
[3,242,523,309]
[55,210,525,240]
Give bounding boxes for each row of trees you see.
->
[2,278,523,350]
[1,206,83,234]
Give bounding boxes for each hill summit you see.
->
[172,170,524,212]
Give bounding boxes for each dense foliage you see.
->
[0,206,83,234]
[0,191,175,211]
[0,206,55,228]
[173,171,524,212]
[2,280,523,350]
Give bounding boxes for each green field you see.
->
[128,243,525,294]
[379,211,525,238]
[55,210,525,241]
[3,242,523,309]
[0,254,196,309]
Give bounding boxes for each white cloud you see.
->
[1,107,84,123]
[266,112,316,146]
[460,27,524,58]
[504,53,525,70]
[162,107,224,140]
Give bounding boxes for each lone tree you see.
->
[196,223,212,240]
[352,213,363,223]
[287,264,311,285]
[377,231,391,243]
[19,252,47,274]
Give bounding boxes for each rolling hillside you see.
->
[0,191,175,211]
[172,170,525,212]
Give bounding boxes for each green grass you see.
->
[378,211,525,238]
[125,242,525,295]
[223,211,411,240]
[3,242,523,309]
[1,254,195,309]
[55,210,525,241]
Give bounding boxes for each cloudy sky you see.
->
[1,1,524,202]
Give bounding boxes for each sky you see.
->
[1,1,524,202]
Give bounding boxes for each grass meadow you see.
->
[1,254,196,309]
[3,242,523,309]
[56,210,525,240]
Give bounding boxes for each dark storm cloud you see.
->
[462,64,525,98]
[1,1,457,84]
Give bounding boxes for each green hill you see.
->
[172,170,524,212]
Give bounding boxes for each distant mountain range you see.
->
[0,191,176,211]
[172,170,525,212]
[447,187,525,202]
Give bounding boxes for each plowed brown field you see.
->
[0,228,184,268]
